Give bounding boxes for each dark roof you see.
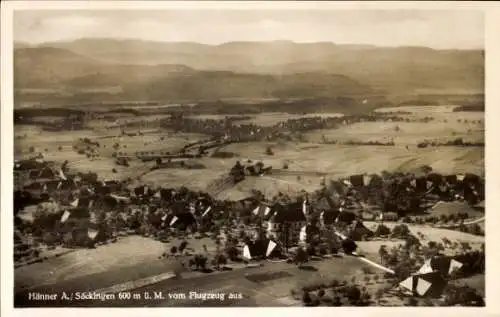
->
[413,271,447,298]
[319,209,340,225]
[245,238,280,258]
[165,212,196,228]
[349,221,374,241]
[270,202,307,223]
[349,174,364,187]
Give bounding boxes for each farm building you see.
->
[417,256,464,277]
[399,271,447,298]
[243,238,281,260]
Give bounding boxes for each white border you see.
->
[2,1,500,317]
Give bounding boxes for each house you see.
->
[417,256,464,277]
[134,185,151,197]
[37,166,57,179]
[269,202,307,223]
[318,209,340,226]
[23,181,45,192]
[164,212,197,231]
[348,220,374,241]
[399,271,447,298]
[243,238,281,260]
[252,203,274,220]
[336,209,357,224]
[163,202,197,231]
[44,180,61,193]
[349,174,365,187]
[14,159,46,171]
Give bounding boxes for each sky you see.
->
[13,9,484,49]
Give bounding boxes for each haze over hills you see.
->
[14,38,484,105]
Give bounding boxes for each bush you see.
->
[302,291,312,305]
[374,224,391,237]
[329,279,340,288]
[402,216,413,224]
[405,234,421,249]
[391,224,410,238]
[345,286,361,304]
[266,146,274,156]
[318,243,329,256]
[211,151,237,159]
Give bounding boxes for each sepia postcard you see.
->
[2,1,500,316]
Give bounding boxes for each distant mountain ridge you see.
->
[14,39,484,103]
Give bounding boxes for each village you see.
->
[10,8,487,308]
[13,104,485,307]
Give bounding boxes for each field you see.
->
[306,106,484,145]
[13,103,485,307]
[218,141,484,177]
[358,221,485,263]
[15,235,218,291]
[15,105,485,189]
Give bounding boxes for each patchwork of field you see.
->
[305,111,484,145]
[15,104,484,194]
[220,142,484,176]
[141,255,385,307]
[14,125,208,164]
[138,140,484,197]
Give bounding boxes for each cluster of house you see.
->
[14,156,484,256]
[160,113,422,143]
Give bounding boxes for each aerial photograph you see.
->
[12,8,485,307]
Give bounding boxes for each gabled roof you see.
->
[269,202,307,223]
[243,238,280,259]
[417,256,463,276]
[348,220,374,241]
[319,209,340,225]
[349,174,365,187]
[399,271,447,298]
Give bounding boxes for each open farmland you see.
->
[15,235,218,291]
[305,106,484,146]
[358,221,485,263]
[135,139,484,197]
[218,142,484,177]
[12,17,486,308]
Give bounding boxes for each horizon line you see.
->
[13,37,485,51]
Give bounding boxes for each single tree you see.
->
[170,246,178,256]
[295,247,309,268]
